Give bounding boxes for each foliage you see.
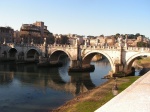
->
[128,34,136,39]
[100,34,104,37]
[137,42,147,47]
[135,33,141,38]
[60,35,69,44]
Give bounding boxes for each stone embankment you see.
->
[95,71,150,112]
[52,77,136,112]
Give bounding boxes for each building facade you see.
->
[20,21,54,44]
[0,26,14,43]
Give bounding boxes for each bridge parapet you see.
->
[5,43,45,48]
[80,45,119,50]
[124,47,150,52]
[48,44,75,49]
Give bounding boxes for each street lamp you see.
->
[112,77,118,96]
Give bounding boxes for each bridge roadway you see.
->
[95,70,150,112]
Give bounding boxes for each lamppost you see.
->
[112,77,118,96]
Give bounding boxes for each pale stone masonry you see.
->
[95,71,150,112]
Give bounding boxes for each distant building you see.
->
[20,21,54,44]
[105,36,116,46]
[67,34,77,45]
[76,35,84,45]
[14,30,20,43]
[54,34,69,44]
[96,35,115,46]
[126,35,150,47]
[87,35,97,45]
[53,34,84,45]
[0,26,14,43]
[97,35,106,46]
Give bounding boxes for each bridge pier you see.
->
[123,66,136,76]
[111,64,125,77]
[69,60,95,72]
[115,64,124,73]
[113,64,135,77]
[70,60,79,68]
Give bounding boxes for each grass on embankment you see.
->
[63,76,140,112]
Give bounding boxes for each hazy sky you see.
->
[0,0,150,37]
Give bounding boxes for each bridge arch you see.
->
[125,52,150,72]
[26,49,40,60]
[50,50,72,63]
[8,48,17,60]
[82,51,114,71]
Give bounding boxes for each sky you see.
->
[0,0,150,37]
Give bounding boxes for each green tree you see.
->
[135,33,140,38]
[100,34,104,37]
[60,35,69,44]
[137,42,147,47]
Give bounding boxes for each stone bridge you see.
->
[0,42,150,76]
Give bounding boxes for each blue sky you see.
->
[0,0,150,37]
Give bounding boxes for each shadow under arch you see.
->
[82,51,114,71]
[26,49,40,59]
[8,48,17,60]
[125,53,150,73]
[50,50,72,63]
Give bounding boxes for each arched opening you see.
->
[82,52,113,85]
[126,53,150,76]
[127,56,142,70]
[9,48,17,60]
[50,50,71,64]
[82,52,114,71]
[50,50,71,83]
[26,49,40,61]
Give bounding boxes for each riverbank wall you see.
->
[95,71,150,112]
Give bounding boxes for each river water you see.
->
[0,58,111,112]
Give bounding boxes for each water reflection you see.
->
[0,72,13,84]
[0,58,111,112]
[0,63,96,96]
[68,72,96,95]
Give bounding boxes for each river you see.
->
[0,58,111,112]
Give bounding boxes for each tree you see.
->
[137,42,147,47]
[116,33,120,37]
[100,34,104,37]
[135,33,140,38]
[60,35,69,44]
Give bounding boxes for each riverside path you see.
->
[95,70,150,112]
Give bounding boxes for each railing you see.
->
[80,45,119,50]
[1,43,150,52]
[124,47,150,52]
